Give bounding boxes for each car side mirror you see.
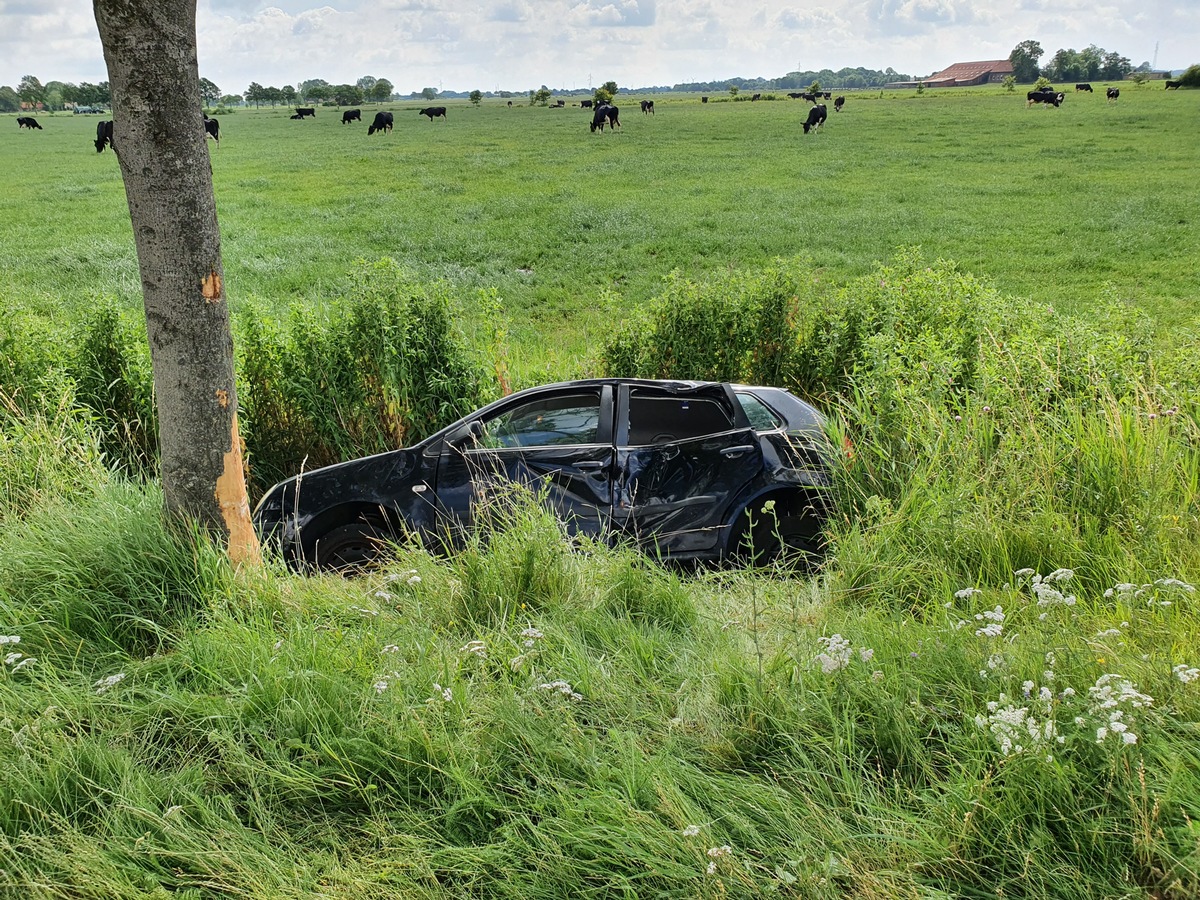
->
[445,419,484,448]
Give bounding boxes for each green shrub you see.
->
[237,259,494,494]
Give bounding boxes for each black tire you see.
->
[312,522,392,571]
[727,501,824,569]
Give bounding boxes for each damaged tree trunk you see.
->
[94,0,260,565]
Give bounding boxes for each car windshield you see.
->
[481,392,602,448]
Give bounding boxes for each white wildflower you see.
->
[519,627,544,648]
[954,587,982,600]
[407,575,422,585]
[537,680,583,701]
[381,644,400,654]
[373,680,390,694]
[93,673,126,694]
[4,653,22,666]
[682,825,701,837]
[429,682,453,703]
[9,656,35,673]
[707,845,733,859]
[814,634,852,673]
[975,623,1003,639]
[0,636,20,645]
[374,591,393,602]
[460,640,487,658]
[858,647,875,663]
[1172,664,1200,684]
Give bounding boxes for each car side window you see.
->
[626,392,735,445]
[735,393,784,432]
[480,392,602,448]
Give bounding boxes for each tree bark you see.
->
[94,0,260,566]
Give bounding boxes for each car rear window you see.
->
[735,393,784,432]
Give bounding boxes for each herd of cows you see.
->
[10,82,1188,149]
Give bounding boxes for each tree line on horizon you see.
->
[4,40,1193,114]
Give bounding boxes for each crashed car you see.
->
[252,378,835,570]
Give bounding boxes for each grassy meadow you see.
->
[2,84,1200,898]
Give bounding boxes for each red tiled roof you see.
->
[927,60,1014,82]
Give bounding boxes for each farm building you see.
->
[886,59,1014,89]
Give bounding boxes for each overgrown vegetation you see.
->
[2,92,1199,897]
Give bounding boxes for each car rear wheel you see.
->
[728,501,823,568]
[312,522,392,571]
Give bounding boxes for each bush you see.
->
[238,259,495,494]
[1178,64,1200,87]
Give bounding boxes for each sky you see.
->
[1,0,1193,96]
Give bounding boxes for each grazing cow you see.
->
[1107,87,1120,101]
[581,99,593,108]
[751,93,761,101]
[802,104,827,134]
[507,100,513,107]
[368,111,394,135]
[1075,83,1093,92]
[342,109,361,124]
[1165,80,1181,90]
[16,116,42,130]
[290,113,303,119]
[94,120,115,152]
[701,96,708,103]
[294,107,316,118]
[1026,89,1064,107]
[640,99,654,114]
[787,92,804,99]
[589,103,620,132]
[820,91,832,100]
[419,106,448,120]
[203,115,220,146]
[833,96,845,112]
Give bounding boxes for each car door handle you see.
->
[720,445,756,458]
[575,460,606,471]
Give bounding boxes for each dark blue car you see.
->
[252,379,834,570]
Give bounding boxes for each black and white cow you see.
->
[802,104,827,133]
[590,103,620,132]
[1165,80,1181,90]
[640,99,654,114]
[701,96,708,103]
[1107,88,1120,101]
[1075,83,1093,92]
[419,106,448,120]
[833,96,845,112]
[581,99,593,108]
[367,111,394,135]
[342,109,361,124]
[16,116,42,129]
[1027,89,1064,107]
[203,115,220,146]
[94,119,115,152]
[293,107,316,118]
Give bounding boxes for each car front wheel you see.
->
[312,522,391,571]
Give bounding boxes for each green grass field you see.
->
[1,86,1199,898]
[3,83,1198,372]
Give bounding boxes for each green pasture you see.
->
[2,84,1198,375]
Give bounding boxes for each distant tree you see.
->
[244,81,265,106]
[601,80,618,97]
[17,75,45,108]
[1100,51,1132,80]
[469,89,482,106]
[368,78,393,102]
[332,84,364,105]
[308,83,332,103]
[299,78,329,101]
[1079,45,1103,80]
[1178,64,1200,87]
[808,80,821,94]
[265,86,284,106]
[1034,76,1053,90]
[421,86,438,100]
[533,86,552,105]
[356,75,377,92]
[61,82,81,105]
[1134,61,1152,73]
[1001,74,1016,92]
[280,85,296,104]
[593,87,613,105]
[1009,39,1043,83]
[728,84,739,98]
[219,94,241,107]
[1047,49,1083,82]
[199,77,220,106]
[0,86,19,112]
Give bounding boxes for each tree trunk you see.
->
[94,0,260,566]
